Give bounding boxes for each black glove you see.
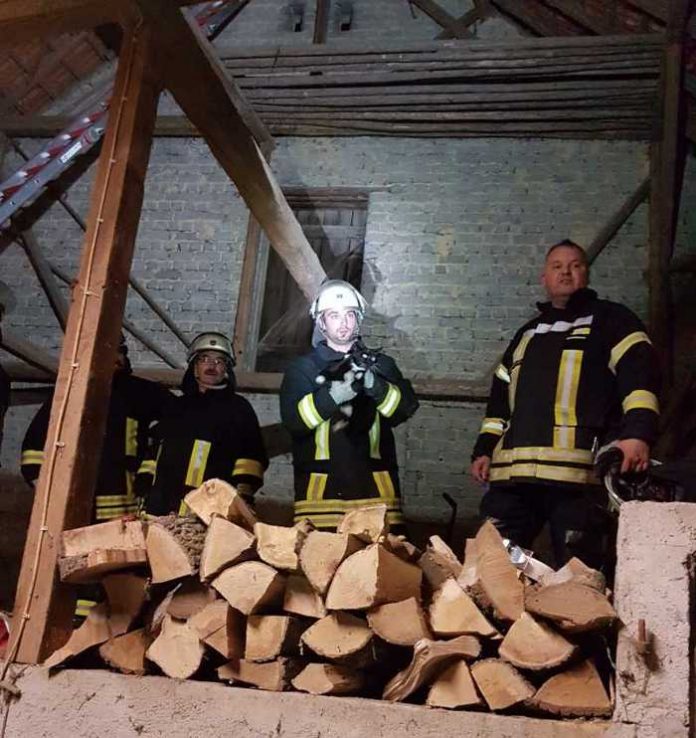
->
[363,368,388,402]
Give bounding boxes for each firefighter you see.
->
[137,331,268,515]
[280,280,419,530]
[470,240,660,569]
[0,281,15,463]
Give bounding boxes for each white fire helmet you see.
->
[309,280,367,323]
[186,332,236,366]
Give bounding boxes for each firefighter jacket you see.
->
[0,364,9,466]
[138,370,268,516]
[280,341,419,530]
[21,372,170,521]
[472,288,660,488]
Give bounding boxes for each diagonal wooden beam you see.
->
[9,22,162,666]
[435,7,485,39]
[138,0,325,300]
[0,329,59,375]
[542,0,620,34]
[489,0,584,36]
[409,0,474,38]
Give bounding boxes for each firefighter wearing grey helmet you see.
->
[187,331,236,365]
[280,280,419,532]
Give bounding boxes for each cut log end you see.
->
[292,663,365,696]
[470,658,535,711]
[498,612,576,671]
[529,659,613,717]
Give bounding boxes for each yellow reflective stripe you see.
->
[493,445,594,465]
[305,472,328,503]
[298,393,323,429]
[622,389,659,414]
[233,458,264,478]
[295,496,401,514]
[369,415,381,459]
[125,417,138,457]
[489,462,598,485]
[377,383,401,418]
[314,420,330,461]
[21,450,44,465]
[480,417,505,436]
[185,439,211,488]
[75,599,97,617]
[554,349,583,431]
[373,470,396,500]
[495,364,511,383]
[95,506,136,520]
[179,499,189,516]
[570,327,591,336]
[96,494,131,504]
[609,331,652,374]
[553,426,576,449]
[509,329,534,413]
[294,511,405,529]
[138,459,157,475]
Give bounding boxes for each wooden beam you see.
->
[542,0,621,34]
[647,0,691,382]
[139,1,325,300]
[0,329,59,375]
[9,23,161,666]
[489,0,584,36]
[435,8,483,40]
[586,176,650,264]
[409,0,474,38]
[313,0,331,44]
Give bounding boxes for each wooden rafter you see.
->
[409,0,474,39]
[435,7,485,40]
[313,0,331,44]
[489,0,584,36]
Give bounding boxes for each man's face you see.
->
[193,350,227,388]
[320,308,358,348]
[541,246,589,301]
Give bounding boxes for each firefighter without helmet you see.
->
[186,331,236,366]
[309,280,367,323]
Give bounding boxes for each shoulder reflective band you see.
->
[232,458,264,478]
[298,393,323,429]
[138,459,157,475]
[377,383,401,418]
[21,449,44,465]
[185,439,211,488]
[480,417,505,436]
[622,389,659,414]
[609,331,652,374]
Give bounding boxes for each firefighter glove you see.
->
[363,368,388,402]
[328,370,358,405]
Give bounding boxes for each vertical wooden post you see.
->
[313,0,331,43]
[647,0,691,385]
[9,23,161,665]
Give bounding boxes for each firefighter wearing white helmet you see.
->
[280,280,419,532]
[136,330,268,515]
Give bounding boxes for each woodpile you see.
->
[47,481,616,718]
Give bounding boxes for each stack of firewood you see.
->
[47,478,616,717]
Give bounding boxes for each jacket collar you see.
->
[314,339,352,361]
[536,287,597,316]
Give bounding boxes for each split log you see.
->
[325,544,422,610]
[426,659,483,709]
[384,534,421,563]
[183,477,257,529]
[59,519,147,583]
[189,600,245,659]
[498,612,576,671]
[470,659,535,711]
[211,561,285,615]
[383,635,481,702]
[246,615,306,662]
[367,597,432,646]
[541,557,606,592]
[44,603,116,669]
[283,575,327,619]
[469,521,524,623]
[417,535,464,590]
[428,536,463,575]
[167,578,217,620]
[146,515,207,584]
[429,578,498,639]
[146,614,204,679]
[217,658,304,691]
[149,587,178,635]
[99,629,153,675]
[457,538,478,589]
[528,659,613,717]
[299,530,364,595]
[101,573,148,633]
[337,504,389,543]
[292,663,365,695]
[525,582,617,633]
[255,520,312,571]
[301,612,372,663]
[199,516,256,581]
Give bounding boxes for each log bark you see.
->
[255,520,312,571]
[245,615,306,662]
[498,612,576,671]
[469,521,524,623]
[367,597,432,646]
[429,578,498,639]
[528,659,613,717]
[59,548,148,584]
[146,614,204,679]
[211,561,285,615]
[426,659,483,709]
[99,628,153,675]
[470,658,535,711]
[199,516,256,581]
[300,530,364,595]
[189,600,246,659]
[217,657,304,691]
[183,477,257,529]
[540,557,606,592]
[382,635,481,702]
[146,515,207,584]
[283,574,327,619]
[337,504,389,543]
[300,612,372,662]
[326,544,422,610]
[525,582,617,633]
[292,663,365,695]
[167,578,217,620]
